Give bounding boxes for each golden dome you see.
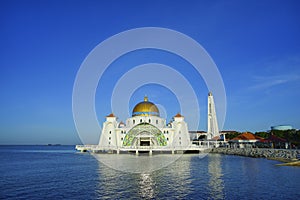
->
[132,96,160,117]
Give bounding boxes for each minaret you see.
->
[207,92,219,140]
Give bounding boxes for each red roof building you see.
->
[230,132,264,148]
[231,132,263,142]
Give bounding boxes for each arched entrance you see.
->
[123,123,167,147]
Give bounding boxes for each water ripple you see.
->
[1,146,300,199]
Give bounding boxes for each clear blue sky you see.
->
[1,0,299,144]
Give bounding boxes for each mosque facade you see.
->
[76,92,221,153]
[98,96,191,149]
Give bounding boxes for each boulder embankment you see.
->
[210,148,300,165]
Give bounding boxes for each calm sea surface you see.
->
[0,145,299,199]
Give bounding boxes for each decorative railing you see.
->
[76,144,210,151]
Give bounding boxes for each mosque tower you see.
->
[207,92,220,140]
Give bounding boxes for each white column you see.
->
[207,92,220,140]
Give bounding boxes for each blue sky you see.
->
[0,0,299,144]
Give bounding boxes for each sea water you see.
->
[0,145,299,199]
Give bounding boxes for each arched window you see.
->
[149,119,151,123]
[109,131,111,134]
[109,137,111,140]
[140,119,142,123]
[133,120,135,124]
[121,138,123,141]
[156,120,158,124]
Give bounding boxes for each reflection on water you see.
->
[93,154,182,173]
[1,146,300,199]
[138,173,155,199]
[95,154,192,199]
[208,154,224,199]
[94,154,300,199]
[96,162,120,199]
[157,155,193,199]
[95,154,224,199]
[96,159,159,199]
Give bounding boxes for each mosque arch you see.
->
[123,123,167,146]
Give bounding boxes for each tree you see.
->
[225,132,241,140]
[255,131,269,138]
[270,129,300,148]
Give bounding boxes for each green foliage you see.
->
[255,132,269,138]
[270,129,300,147]
[225,132,241,140]
[271,129,295,139]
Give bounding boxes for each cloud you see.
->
[249,74,300,90]
[247,54,300,91]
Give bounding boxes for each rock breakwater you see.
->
[210,148,300,160]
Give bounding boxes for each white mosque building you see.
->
[76,92,221,154]
[99,96,190,150]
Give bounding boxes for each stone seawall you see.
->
[210,148,300,160]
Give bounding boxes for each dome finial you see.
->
[144,95,148,102]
